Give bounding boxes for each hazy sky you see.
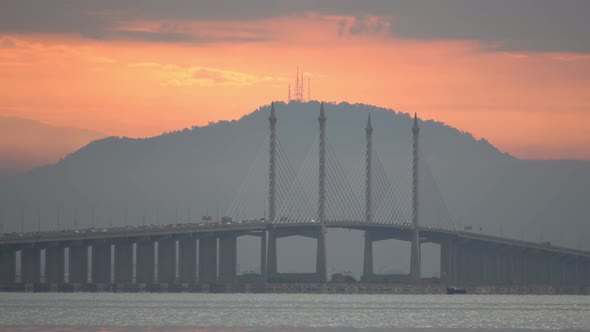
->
[1,0,589,159]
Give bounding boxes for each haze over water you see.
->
[1,293,589,331]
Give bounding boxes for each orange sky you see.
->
[1,13,589,160]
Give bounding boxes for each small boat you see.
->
[446,287,467,294]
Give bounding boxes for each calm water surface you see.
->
[0,293,589,331]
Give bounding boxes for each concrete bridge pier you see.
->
[505,248,529,285]
[440,239,454,283]
[481,245,498,285]
[525,252,546,285]
[136,240,155,285]
[114,241,133,284]
[69,245,88,284]
[0,248,16,284]
[219,234,237,284]
[316,225,327,283]
[496,251,512,285]
[92,242,112,285]
[198,235,217,284]
[45,246,65,285]
[260,231,267,283]
[157,239,176,284]
[521,250,535,285]
[581,260,590,287]
[362,231,373,281]
[178,238,196,285]
[455,242,484,285]
[21,248,41,284]
[563,257,584,290]
[547,255,561,288]
[267,229,277,278]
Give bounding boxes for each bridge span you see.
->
[1,220,589,292]
[1,102,588,293]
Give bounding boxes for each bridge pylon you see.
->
[267,102,277,280]
[410,113,421,282]
[316,102,327,283]
[363,113,374,280]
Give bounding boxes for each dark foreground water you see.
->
[0,293,589,331]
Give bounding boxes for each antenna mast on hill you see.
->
[295,66,300,101]
[300,69,304,101]
[288,66,309,102]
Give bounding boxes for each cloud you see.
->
[385,1,590,53]
[337,15,391,37]
[192,69,229,84]
[0,1,589,52]
[151,65,284,87]
[0,38,16,48]
[128,62,162,68]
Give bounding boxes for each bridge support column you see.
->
[219,235,237,284]
[114,241,133,284]
[69,245,88,284]
[157,239,176,284]
[92,242,111,284]
[0,248,16,284]
[582,260,590,287]
[543,255,553,286]
[548,255,558,286]
[456,242,482,285]
[479,245,490,284]
[316,225,327,283]
[440,240,452,283]
[198,236,217,284]
[455,243,465,284]
[267,229,277,277]
[136,240,155,285]
[178,238,196,284]
[45,247,65,284]
[495,252,506,284]
[520,249,530,285]
[21,248,41,284]
[362,231,373,281]
[494,251,502,284]
[450,240,459,283]
[260,231,267,283]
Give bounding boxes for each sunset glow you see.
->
[1,7,590,162]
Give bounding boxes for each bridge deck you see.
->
[1,220,589,259]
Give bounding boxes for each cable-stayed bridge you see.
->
[0,103,589,292]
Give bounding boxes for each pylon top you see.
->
[413,112,420,133]
[366,113,373,134]
[269,101,277,123]
[319,102,326,122]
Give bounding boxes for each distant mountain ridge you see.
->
[1,101,588,276]
[0,116,105,176]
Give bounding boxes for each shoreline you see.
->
[1,282,587,295]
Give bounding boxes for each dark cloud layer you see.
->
[0,0,589,52]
